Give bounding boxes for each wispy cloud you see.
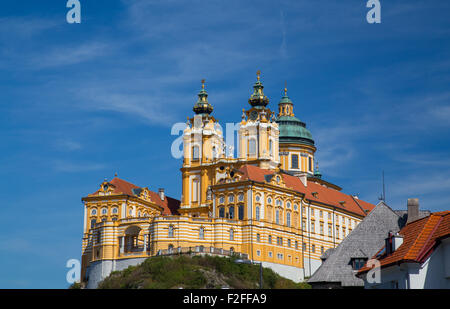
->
[52,160,106,173]
[29,42,109,69]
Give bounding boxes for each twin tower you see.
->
[180,71,319,215]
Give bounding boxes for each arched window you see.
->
[238,205,244,220]
[228,195,234,203]
[168,225,174,238]
[199,227,204,239]
[255,206,260,221]
[212,146,217,159]
[219,196,225,204]
[269,139,273,156]
[192,145,200,160]
[286,212,291,227]
[238,193,244,202]
[219,207,225,218]
[229,229,234,241]
[249,139,256,156]
[276,209,280,225]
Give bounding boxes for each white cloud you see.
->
[52,160,106,173]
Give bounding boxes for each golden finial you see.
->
[256,70,261,81]
[114,172,118,177]
[201,79,205,89]
[284,81,287,96]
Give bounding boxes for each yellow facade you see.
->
[80,74,373,284]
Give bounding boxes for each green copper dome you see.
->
[276,88,314,146]
[276,115,315,146]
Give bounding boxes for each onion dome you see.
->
[276,87,315,146]
[193,79,213,115]
[248,70,269,108]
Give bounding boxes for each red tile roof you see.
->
[238,164,375,217]
[90,177,180,216]
[358,211,450,274]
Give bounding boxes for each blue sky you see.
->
[0,0,449,288]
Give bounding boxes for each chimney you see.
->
[385,231,404,255]
[392,233,404,251]
[406,198,419,224]
[158,188,165,201]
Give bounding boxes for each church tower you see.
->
[276,85,316,176]
[180,80,225,216]
[238,71,280,169]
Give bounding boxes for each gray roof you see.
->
[308,201,405,287]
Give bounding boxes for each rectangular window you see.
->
[295,240,298,249]
[320,223,324,235]
[311,221,315,233]
[249,139,256,156]
[287,239,291,247]
[238,205,244,220]
[256,233,260,242]
[303,243,307,251]
[308,157,312,172]
[291,154,299,169]
[311,244,315,253]
[192,179,199,202]
[268,235,272,244]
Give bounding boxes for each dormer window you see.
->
[351,258,368,270]
[312,192,318,198]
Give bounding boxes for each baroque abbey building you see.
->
[80,72,375,288]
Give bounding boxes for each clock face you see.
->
[249,110,258,120]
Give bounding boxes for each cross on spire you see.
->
[256,70,261,81]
